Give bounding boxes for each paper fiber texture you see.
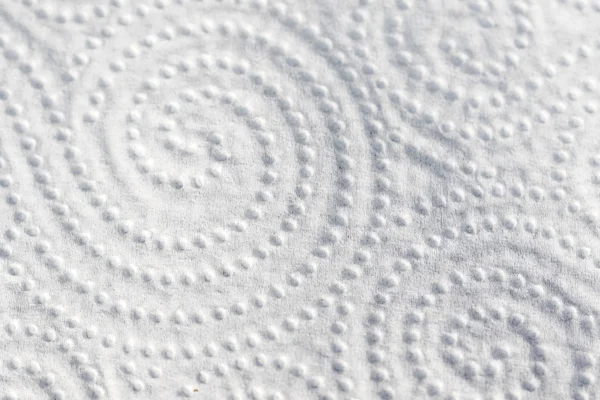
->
[0,0,599,399]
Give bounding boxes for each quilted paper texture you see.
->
[1,0,600,399]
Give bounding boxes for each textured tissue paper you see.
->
[1,0,600,399]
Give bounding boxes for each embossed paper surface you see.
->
[2,0,600,399]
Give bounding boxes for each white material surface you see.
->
[1,0,600,399]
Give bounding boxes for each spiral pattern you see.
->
[1,0,600,399]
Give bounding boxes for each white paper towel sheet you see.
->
[1,0,600,399]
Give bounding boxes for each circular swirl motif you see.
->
[0,1,369,398]
[398,270,595,399]
[63,15,335,262]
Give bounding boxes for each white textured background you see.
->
[1,0,600,399]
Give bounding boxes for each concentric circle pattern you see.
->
[1,0,600,399]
